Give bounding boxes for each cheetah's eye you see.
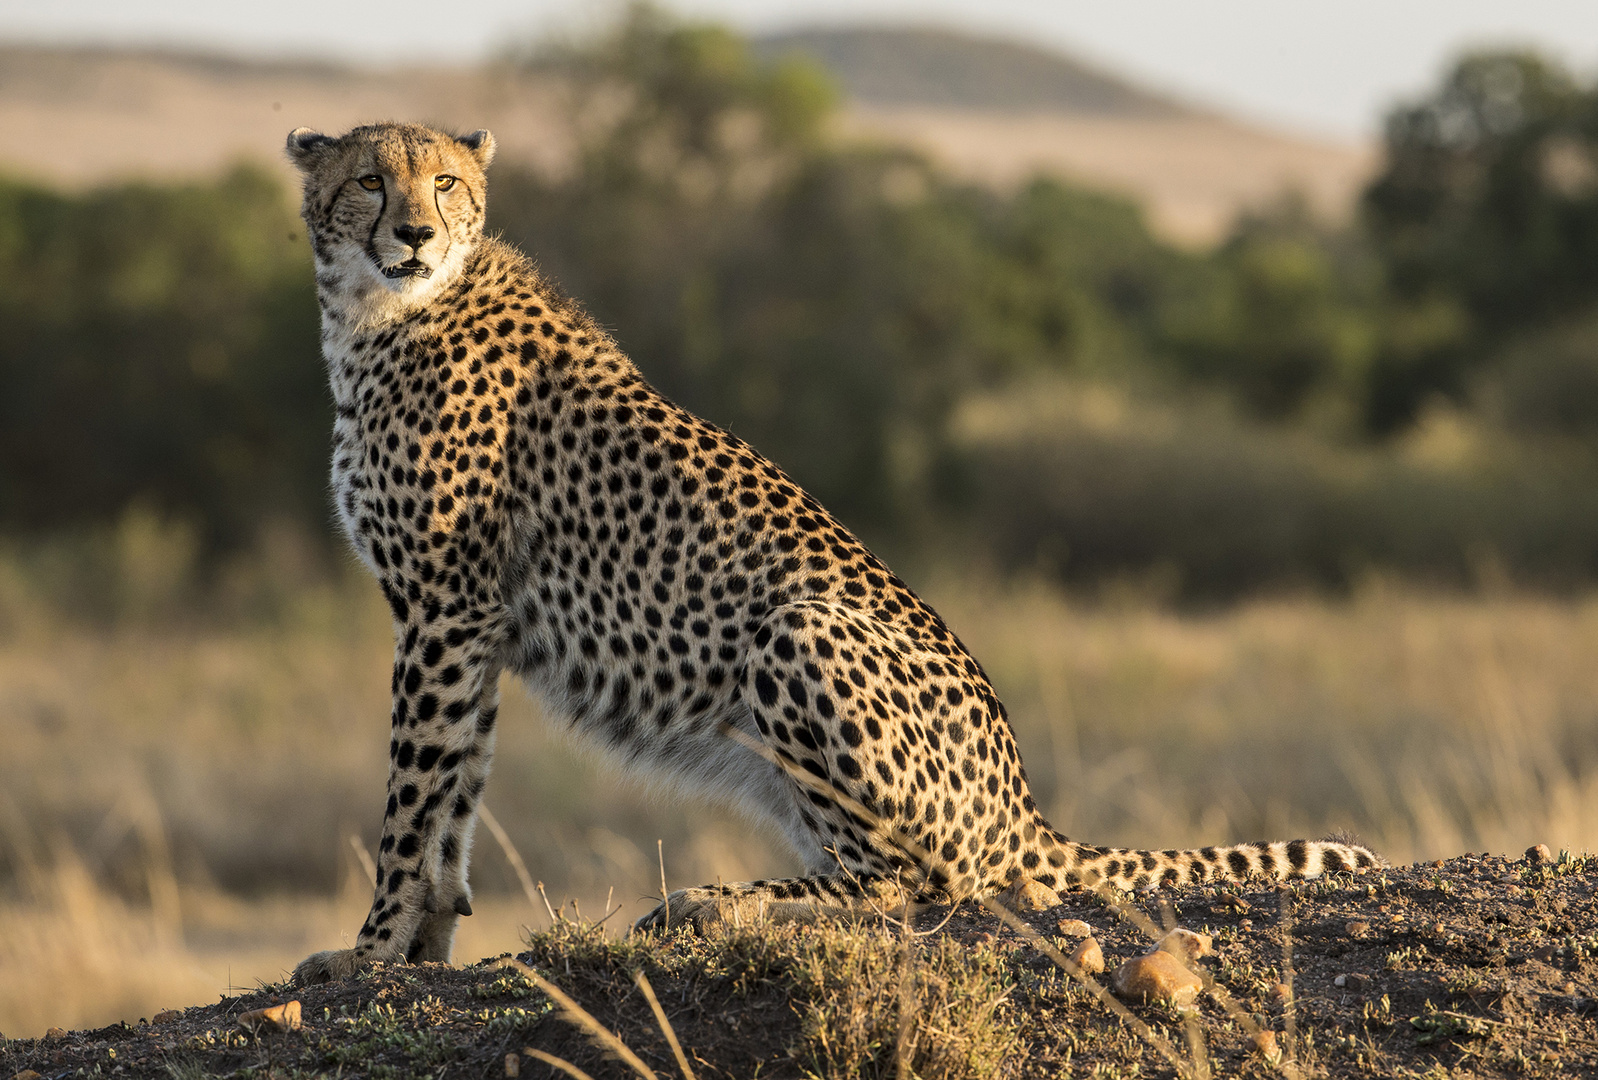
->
[358,175,383,191]
[434,175,457,191]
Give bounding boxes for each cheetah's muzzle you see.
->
[382,258,433,279]
[285,120,1382,985]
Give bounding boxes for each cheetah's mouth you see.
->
[383,259,434,280]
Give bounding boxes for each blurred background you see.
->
[5,0,1598,1037]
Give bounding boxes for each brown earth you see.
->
[0,45,1372,245]
[5,849,1593,1079]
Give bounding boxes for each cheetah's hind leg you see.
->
[634,873,917,931]
[637,600,1015,931]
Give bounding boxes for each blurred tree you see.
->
[1163,198,1379,422]
[495,5,1189,537]
[1363,50,1598,429]
[0,167,323,550]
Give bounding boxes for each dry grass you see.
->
[0,847,537,1039]
[2,564,1597,1038]
[922,572,1598,864]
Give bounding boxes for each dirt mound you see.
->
[5,850,1591,1078]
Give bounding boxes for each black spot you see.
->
[754,671,779,706]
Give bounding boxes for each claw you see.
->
[453,895,473,916]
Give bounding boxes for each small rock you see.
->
[238,1000,302,1033]
[1268,982,1293,1007]
[44,1028,67,1040]
[1344,920,1371,937]
[1526,844,1553,864]
[1251,1030,1280,1060]
[1218,891,1251,912]
[1152,928,1213,964]
[1532,944,1560,963]
[1111,950,1202,1007]
[1002,879,1063,912]
[1056,918,1092,937]
[1334,973,1371,991]
[152,1010,182,1025]
[1070,937,1105,976]
[504,1052,521,1077]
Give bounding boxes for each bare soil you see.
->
[5,849,1594,1079]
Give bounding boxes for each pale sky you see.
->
[4,0,1598,140]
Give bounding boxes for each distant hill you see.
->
[750,26,1372,243]
[0,31,1372,245]
[753,26,1189,117]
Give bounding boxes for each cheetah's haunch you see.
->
[286,122,1379,984]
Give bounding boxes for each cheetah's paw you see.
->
[633,887,737,933]
[293,947,395,985]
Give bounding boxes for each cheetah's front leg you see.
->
[295,610,503,984]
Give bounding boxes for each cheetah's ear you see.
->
[456,129,497,170]
[286,127,334,168]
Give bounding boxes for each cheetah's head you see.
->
[287,122,497,325]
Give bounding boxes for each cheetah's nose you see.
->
[393,224,435,248]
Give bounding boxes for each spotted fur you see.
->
[287,122,1380,984]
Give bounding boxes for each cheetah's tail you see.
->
[1032,832,1385,894]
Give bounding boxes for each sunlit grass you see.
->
[2,562,1596,1036]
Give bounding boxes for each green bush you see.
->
[0,166,323,551]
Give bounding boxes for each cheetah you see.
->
[286,122,1380,984]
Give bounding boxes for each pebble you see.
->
[1070,937,1105,976]
[152,1010,182,1024]
[1334,973,1371,991]
[1344,920,1371,937]
[238,1000,302,1033]
[44,1028,66,1040]
[1218,891,1251,912]
[1251,1030,1280,1060]
[1111,950,1202,1007]
[1002,879,1063,912]
[504,1052,521,1077]
[1056,918,1093,937]
[1526,844,1554,864]
[1153,928,1213,964]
